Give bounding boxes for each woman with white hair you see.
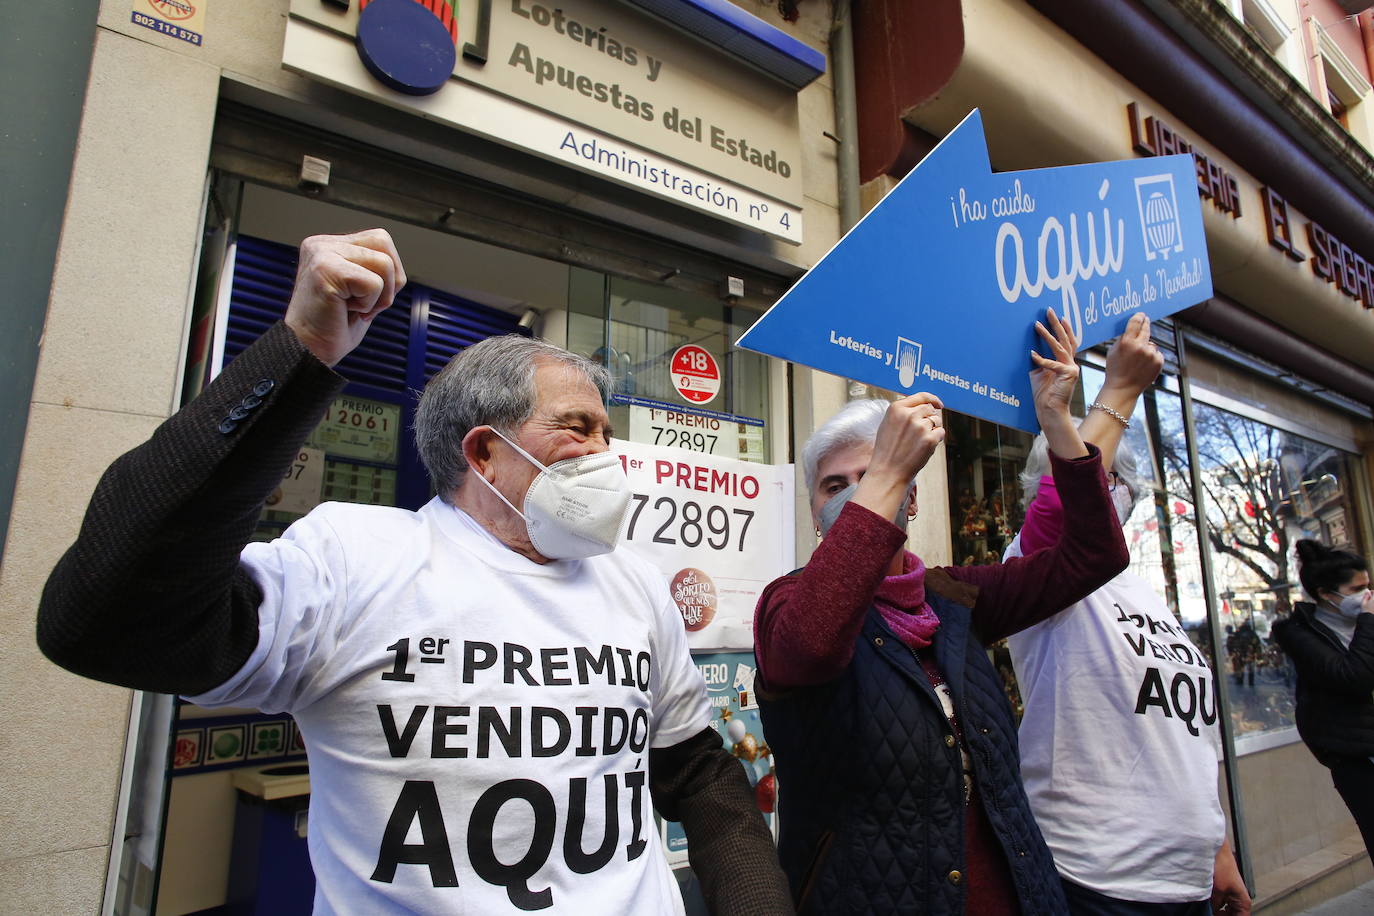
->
[1005,314,1249,915]
[755,309,1129,915]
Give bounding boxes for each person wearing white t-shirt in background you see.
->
[1005,314,1251,916]
[38,230,792,915]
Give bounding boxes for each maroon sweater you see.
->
[755,446,1127,913]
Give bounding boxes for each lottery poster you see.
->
[662,651,777,870]
[612,440,795,650]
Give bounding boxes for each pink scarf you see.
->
[873,552,940,649]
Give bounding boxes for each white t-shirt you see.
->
[1006,536,1225,903]
[190,498,710,915]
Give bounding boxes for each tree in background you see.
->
[1160,403,1294,613]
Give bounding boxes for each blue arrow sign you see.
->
[736,109,1212,432]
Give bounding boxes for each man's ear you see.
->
[907,485,920,518]
[462,426,498,479]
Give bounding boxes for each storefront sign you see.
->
[1128,103,1241,219]
[284,0,806,242]
[131,0,206,45]
[1129,102,1372,311]
[1306,217,1374,307]
[355,0,458,95]
[737,109,1213,432]
[1261,186,1374,309]
[613,441,793,650]
[627,403,765,462]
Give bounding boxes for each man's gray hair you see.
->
[415,334,611,500]
[801,399,890,496]
[1019,431,1144,511]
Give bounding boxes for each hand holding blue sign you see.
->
[736,109,1212,432]
[1077,312,1165,472]
[849,392,945,526]
[1029,307,1089,462]
[1102,313,1165,395]
[845,306,1091,525]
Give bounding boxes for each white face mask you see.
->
[473,428,631,560]
[1330,589,1371,619]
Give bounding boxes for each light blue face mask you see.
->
[1331,588,1371,620]
[816,483,909,536]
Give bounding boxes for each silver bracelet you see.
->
[1090,401,1131,429]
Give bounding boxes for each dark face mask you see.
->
[817,483,908,536]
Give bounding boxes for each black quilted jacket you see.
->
[760,575,1066,915]
[1274,602,1374,766]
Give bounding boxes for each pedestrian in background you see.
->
[1274,539,1374,858]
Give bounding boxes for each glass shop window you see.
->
[944,413,1034,717]
[947,418,1032,568]
[1182,398,1366,742]
[567,267,772,463]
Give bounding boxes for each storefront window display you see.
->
[947,417,1031,569]
[1168,398,1366,742]
[569,269,773,463]
[944,413,1033,716]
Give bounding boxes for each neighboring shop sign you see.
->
[306,395,402,464]
[738,109,1213,432]
[669,343,720,404]
[613,440,793,650]
[1129,102,1373,311]
[1128,103,1242,220]
[625,400,766,463]
[662,651,775,867]
[132,0,207,45]
[284,0,807,242]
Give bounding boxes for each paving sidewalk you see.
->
[1297,878,1374,914]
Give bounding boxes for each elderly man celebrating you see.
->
[38,231,790,915]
